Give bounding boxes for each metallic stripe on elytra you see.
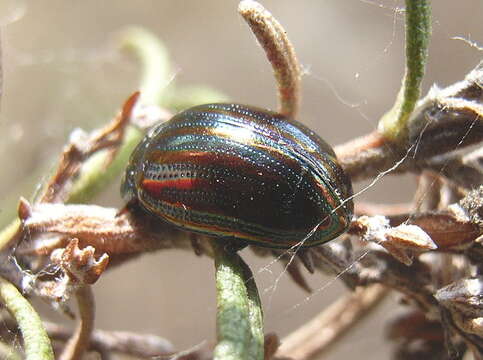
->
[148,134,342,213]
[121,103,354,249]
[138,189,342,248]
[155,112,347,207]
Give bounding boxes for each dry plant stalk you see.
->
[238,0,301,117]
[0,1,482,360]
[277,284,389,359]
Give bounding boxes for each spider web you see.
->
[0,0,481,358]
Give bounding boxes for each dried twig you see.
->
[336,62,483,182]
[59,286,95,360]
[44,322,176,358]
[276,284,389,360]
[39,92,139,204]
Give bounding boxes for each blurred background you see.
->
[0,1,481,359]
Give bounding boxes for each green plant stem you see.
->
[213,242,264,360]
[119,26,171,106]
[0,277,54,360]
[378,0,431,142]
[119,26,228,110]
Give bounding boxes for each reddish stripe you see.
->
[142,178,205,196]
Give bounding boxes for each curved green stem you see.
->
[69,27,177,203]
[119,26,171,106]
[379,0,431,142]
[0,277,54,360]
[213,241,264,360]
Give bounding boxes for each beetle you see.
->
[121,103,353,248]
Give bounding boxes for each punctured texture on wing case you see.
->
[121,103,353,248]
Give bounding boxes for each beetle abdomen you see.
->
[121,103,353,248]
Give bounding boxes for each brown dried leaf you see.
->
[353,216,436,265]
[38,92,139,203]
[410,211,480,250]
[386,224,437,251]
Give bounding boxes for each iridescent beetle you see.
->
[121,103,353,248]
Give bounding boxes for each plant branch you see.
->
[336,61,483,182]
[59,286,95,360]
[0,319,176,358]
[39,92,139,204]
[276,284,389,360]
[0,26,178,252]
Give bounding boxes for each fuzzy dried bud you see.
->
[354,216,436,265]
[409,210,479,251]
[435,277,483,337]
[386,224,437,251]
[382,224,436,266]
[51,239,109,285]
[238,0,301,117]
[459,185,483,229]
